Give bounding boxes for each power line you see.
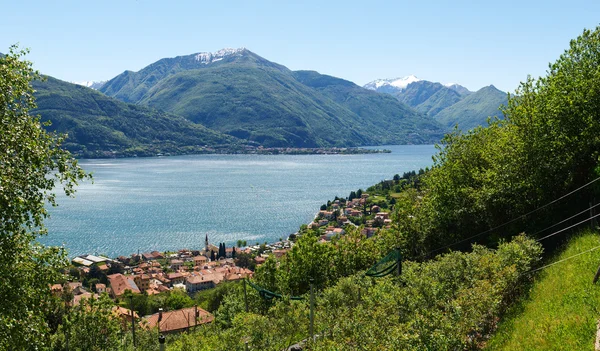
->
[423,176,600,257]
[531,202,600,237]
[536,212,600,242]
[525,244,600,274]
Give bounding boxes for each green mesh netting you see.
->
[366,249,402,277]
[247,279,304,300]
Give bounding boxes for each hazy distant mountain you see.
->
[363,75,423,94]
[395,80,463,116]
[364,76,471,96]
[100,48,445,147]
[434,85,508,131]
[445,83,472,96]
[32,76,237,157]
[72,80,106,90]
[364,76,506,130]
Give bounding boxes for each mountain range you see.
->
[4,48,510,155]
[364,76,507,131]
[99,48,444,147]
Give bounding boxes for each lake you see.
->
[42,145,437,258]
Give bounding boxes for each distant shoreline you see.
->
[73,146,392,159]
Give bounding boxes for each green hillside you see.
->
[33,76,238,158]
[434,85,508,131]
[486,231,600,351]
[395,80,463,116]
[100,48,287,104]
[101,49,445,147]
[366,79,507,130]
[292,70,445,144]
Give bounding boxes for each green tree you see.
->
[53,295,121,350]
[235,252,256,270]
[165,289,194,311]
[0,46,87,350]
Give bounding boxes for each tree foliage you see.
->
[0,46,88,350]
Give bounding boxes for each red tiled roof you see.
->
[112,305,139,319]
[145,307,213,333]
[108,273,140,297]
[167,272,184,280]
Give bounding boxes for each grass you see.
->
[485,230,600,351]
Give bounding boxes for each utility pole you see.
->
[309,278,315,342]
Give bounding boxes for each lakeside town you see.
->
[86,145,391,159]
[55,188,396,333]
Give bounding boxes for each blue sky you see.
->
[2,0,599,92]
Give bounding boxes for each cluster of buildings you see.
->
[304,194,388,242]
[56,235,261,333]
[105,235,255,299]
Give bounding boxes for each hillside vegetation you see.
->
[396,80,463,116]
[236,26,600,348]
[33,76,238,157]
[369,78,508,131]
[100,49,445,147]
[486,231,600,351]
[434,85,508,130]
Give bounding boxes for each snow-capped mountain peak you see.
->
[195,47,246,64]
[387,75,421,89]
[364,75,422,92]
[72,80,106,90]
[364,76,472,96]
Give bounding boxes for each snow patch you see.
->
[195,47,246,64]
[72,80,106,90]
[389,75,421,89]
[73,81,95,87]
[364,75,421,91]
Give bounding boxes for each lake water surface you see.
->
[43,145,437,257]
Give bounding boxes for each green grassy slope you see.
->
[485,231,600,351]
[101,50,445,147]
[33,76,238,157]
[435,85,508,131]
